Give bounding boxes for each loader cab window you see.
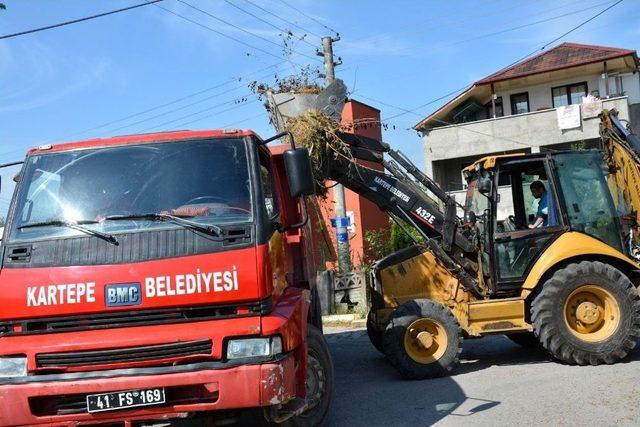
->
[493,159,562,284]
[553,151,623,252]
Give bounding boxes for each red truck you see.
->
[0,129,333,426]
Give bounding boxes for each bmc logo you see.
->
[105,283,142,307]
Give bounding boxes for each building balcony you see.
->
[423,96,631,163]
[423,96,631,191]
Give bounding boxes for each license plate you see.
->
[86,387,165,413]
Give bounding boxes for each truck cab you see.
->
[0,130,332,426]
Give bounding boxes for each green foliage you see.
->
[363,218,422,267]
[389,219,421,252]
[0,217,4,227]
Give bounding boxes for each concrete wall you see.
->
[422,96,631,184]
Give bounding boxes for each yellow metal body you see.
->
[373,247,529,337]
[373,115,640,339]
[521,232,639,298]
[373,230,639,337]
[564,285,621,342]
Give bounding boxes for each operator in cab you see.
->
[528,180,548,229]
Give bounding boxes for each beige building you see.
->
[414,42,640,202]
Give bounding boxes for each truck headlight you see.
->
[226,337,283,360]
[0,356,28,378]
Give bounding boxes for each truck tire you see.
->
[531,261,640,365]
[366,310,385,354]
[283,325,334,427]
[382,300,462,379]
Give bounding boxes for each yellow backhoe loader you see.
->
[325,109,640,379]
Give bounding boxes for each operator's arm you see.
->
[528,217,544,229]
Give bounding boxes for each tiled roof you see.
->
[475,42,638,85]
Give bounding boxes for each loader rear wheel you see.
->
[366,310,385,354]
[531,261,640,365]
[383,300,462,379]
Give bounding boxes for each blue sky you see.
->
[1,0,639,217]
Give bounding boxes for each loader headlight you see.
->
[226,336,283,360]
[0,356,28,378]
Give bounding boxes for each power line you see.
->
[144,98,260,132]
[222,111,269,128]
[108,85,244,134]
[137,96,256,132]
[440,0,617,49]
[154,2,293,62]
[221,0,316,49]
[242,0,322,39]
[0,0,163,40]
[358,93,553,151]
[511,0,624,64]
[55,62,287,142]
[379,0,625,122]
[275,0,338,35]
[173,0,319,62]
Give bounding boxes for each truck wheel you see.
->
[283,325,334,427]
[382,300,462,379]
[531,261,640,365]
[366,310,385,354]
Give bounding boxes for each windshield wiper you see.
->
[18,219,119,245]
[104,213,223,238]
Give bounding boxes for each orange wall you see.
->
[319,100,389,268]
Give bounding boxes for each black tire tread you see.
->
[382,299,462,380]
[531,260,640,366]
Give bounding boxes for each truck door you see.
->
[492,157,565,294]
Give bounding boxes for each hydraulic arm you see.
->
[599,108,640,256]
[325,132,483,296]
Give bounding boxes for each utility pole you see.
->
[318,35,350,274]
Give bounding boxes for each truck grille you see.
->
[29,384,219,416]
[36,340,212,368]
[0,298,271,336]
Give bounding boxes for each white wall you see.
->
[489,74,602,115]
[481,72,640,115]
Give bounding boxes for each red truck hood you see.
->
[0,246,263,321]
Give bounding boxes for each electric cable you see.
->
[275,0,338,35]
[242,0,322,39]
[0,0,163,40]
[221,0,316,48]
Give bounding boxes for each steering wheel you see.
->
[503,215,518,232]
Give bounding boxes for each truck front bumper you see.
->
[0,354,296,426]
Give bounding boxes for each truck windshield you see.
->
[8,138,252,243]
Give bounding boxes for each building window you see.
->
[551,82,587,108]
[510,92,530,115]
[484,96,504,118]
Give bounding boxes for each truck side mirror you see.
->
[478,176,492,195]
[283,148,315,198]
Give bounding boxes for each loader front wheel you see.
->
[383,300,462,379]
[531,261,640,365]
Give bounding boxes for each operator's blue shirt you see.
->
[536,190,549,227]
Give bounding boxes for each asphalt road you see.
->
[323,328,640,427]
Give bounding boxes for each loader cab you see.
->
[465,151,625,296]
